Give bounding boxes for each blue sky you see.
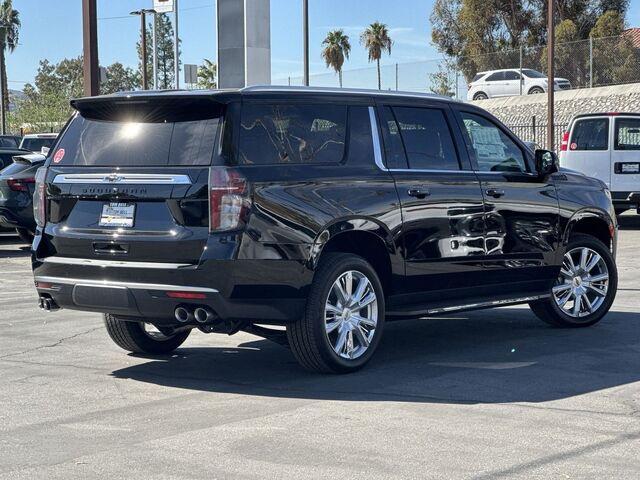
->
[6,0,640,90]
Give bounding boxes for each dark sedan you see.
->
[0,151,45,242]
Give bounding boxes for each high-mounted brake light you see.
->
[208,167,248,232]
[560,131,570,151]
[33,167,47,228]
[7,177,34,192]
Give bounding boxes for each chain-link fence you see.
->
[273,34,640,100]
[507,119,569,152]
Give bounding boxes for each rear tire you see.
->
[287,253,385,373]
[104,314,191,354]
[15,228,33,244]
[529,234,617,327]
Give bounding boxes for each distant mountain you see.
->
[8,89,25,111]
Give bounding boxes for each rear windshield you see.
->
[570,118,609,151]
[0,137,18,148]
[54,115,221,167]
[0,160,32,176]
[20,137,55,152]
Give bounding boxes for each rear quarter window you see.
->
[238,103,347,165]
[570,118,609,151]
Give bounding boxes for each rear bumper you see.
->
[0,206,35,231]
[32,255,312,326]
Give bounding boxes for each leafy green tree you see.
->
[196,59,217,89]
[137,13,180,89]
[102,62,140,94]
[590,10,638,86]
[360,22,392,90]
[321,29,351,87]
[428,63,456,97]
[0,0,19,121]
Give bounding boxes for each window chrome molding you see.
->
[34,276,218,293]
[368,106,387,171]
[52,173,192,185]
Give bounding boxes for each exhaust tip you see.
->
[175,306,193,323]
[194,307,215,323]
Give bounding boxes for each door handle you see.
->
[407,187,430,199]
[485,188,505,198]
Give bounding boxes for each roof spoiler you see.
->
[13,152,47,164]
[70,93,227,123]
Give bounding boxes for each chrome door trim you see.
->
[52,173,192,185]
[34,276,218,293]
[42,256,193,269]
[425,294,549,315]
[368,106,388,172]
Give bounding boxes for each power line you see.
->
[97,3,213,21]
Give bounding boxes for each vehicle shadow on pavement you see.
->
[0,235,30,258]
[618,214,640,230]
[111,307,640,404]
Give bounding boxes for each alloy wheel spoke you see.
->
[573,294,583,316]
[560,268,573,279]
[352,325,370,348]
[343,271,353,298]
[565,253,577,274]
[325,319,341,334]
[557,290,572,307]
[355,292,376,310]
[351,277,369,305]
[589,273,608,283]
[346,329,355,358]
[582,294,594,313]
[353,314,377,328]
[552,283,572,295]
[587,284,607,297]
[334,326,349,354]
[332,282,348,306]
[579,248,589,270]
[585,253,601,273]
[325,303,342,316]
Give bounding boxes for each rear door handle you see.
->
[485,188,505,198]
[407,187,430,199]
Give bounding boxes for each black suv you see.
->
[32,87,618,373]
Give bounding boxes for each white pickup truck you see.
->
[560,112,640,214]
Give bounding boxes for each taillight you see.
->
[208,166,248,232]
[33,167,47,228]
[7,178,34,192]
[560,131,570,151]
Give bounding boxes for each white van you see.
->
[560,112,640,214]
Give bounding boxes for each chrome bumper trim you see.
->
[42,256,192,269]
[52,173,192,185]
[34,276,218,293]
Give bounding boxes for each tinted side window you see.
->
[461,112,527,173]
[0,153,13,169]
[503,71,521,80]
[346,106,374,165]
[239,103,346,165]
[379,106,408,169]
[392,107,460,170]
[471,73,484,82]
[485,72,504,82]
[570,119,608,151]
[615,118,640,151]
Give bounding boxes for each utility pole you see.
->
[131,9,155,90]
[547,0,555,151]
[174,0,180,89]
[0,21,7,135]
[303,0,309,86]
[82,0,99,97]
[152,13,158,89]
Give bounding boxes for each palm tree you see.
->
[321,29,351,87]
[197,59,217,89]
[360,22,392,90]
[0,0,19,132]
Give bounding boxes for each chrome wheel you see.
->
[324,270,378,360]
[552,247,609,318]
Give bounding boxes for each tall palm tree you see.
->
[197,59,217,89]
[321,29,351,87]
[0,0,19,130]
[360,22,392,90]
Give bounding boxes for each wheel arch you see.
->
[309,219,398,296]
[563,209,615,251]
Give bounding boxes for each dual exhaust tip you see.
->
[175,305,216,324]
[38,296,59,312]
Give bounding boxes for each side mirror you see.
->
[535,149,558,176]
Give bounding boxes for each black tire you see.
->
[15,228,33,244]
[614,207,628,216]
[473,92,488,101]
[104,314,191,354]
[529,234,617,327]
[287,253,385,373]
[528,86,544,95]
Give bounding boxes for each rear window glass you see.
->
[238,103,346,165]
[54,116,220,166]
[485,72,504,82]
[471,73,484,82]
[0,137,18,148]
[615,118,640,151]
[570,119,609,151]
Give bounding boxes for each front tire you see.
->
[287,253,385,373]
[528,86,545,95]
[529,234,617,327]
[15,228,33,244]
[473,92,488,101]
[104,314,191,354]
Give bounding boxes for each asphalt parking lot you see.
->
[1,218,639,479]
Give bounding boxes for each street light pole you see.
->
[547,0,555,151]
[303,0,309,86]
[152,13,158,89]
[131,9,156,91]
[174,0,180,89]
[0,21,8,135]
[82,0,99,97]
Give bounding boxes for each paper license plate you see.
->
[99,202,135,227]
